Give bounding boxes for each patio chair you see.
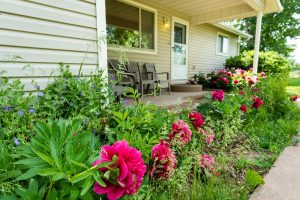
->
[108,59,137,100]
[145,63,171,95]
[108,59,136,88]
[127,61,158,95]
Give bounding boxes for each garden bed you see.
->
[0,65,299,200]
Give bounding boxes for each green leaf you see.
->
[70,188,80,200]
[246,170,265,188]
[69,169,92,184]
[93,171,106,187]
[31,148,55,167]
[67,158,89,169]
[35,121,50,140]
[37,168,60,176]
[51,172,66,182]
[14,157,45,166]
[16,167,44,181]
[28,179,39,193]
[49,137,63,171]
[80,175,94,196]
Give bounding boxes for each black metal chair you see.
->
[145,63,171,95]
[127,61,158,95]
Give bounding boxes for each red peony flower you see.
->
[233,80,239,85]
[292,95,298,101]
[211,90,225,102]
[219,77,229,85]
[199,154,215,171]
[93,141,146,200]
[239,91,245,96]
[169,120,192,145]
[240,105,248,113]
[212,80,217,85]
[260,71,266,78]
[242,75,246,79]
[252,97,263,109]
[151,140,177,179]
[248,79,255,85]
[189,112,204,130]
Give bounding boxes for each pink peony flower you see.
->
[211,90,225,102]
[233,80,239,85]
[93,141,146,200]
[252,97,263,109]
[189,112,204,130]
[292,95,298,102]
[199,154,215,171]
[240,105,248,113]
[206,133,215,144]
[199,128,206,135]
[169,120,192,145]
[151,140,177,179]
[260,72,266,78]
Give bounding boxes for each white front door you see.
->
[171,17,189,80]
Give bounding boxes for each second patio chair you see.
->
[127,61,158,95]
[145,63,171,95]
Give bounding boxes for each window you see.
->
[106,0,156,52]
[217,33,229,54]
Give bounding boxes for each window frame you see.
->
[107,0,158,55]
[216,32,229,56]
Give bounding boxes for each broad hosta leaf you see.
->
[246,170,265,188]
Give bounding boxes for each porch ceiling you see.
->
[147,0,283,25]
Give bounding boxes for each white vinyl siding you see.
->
[0,0,99,91]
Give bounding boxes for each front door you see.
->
[171,17,189,80]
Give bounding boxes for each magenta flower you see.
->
[189,112,204,130]
[151,140,177,179]
[169,120,192,146]
[93,141,146,200]
[233,80,239,85]
[211,90,225,102]
[252,97,263,109]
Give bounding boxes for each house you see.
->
[0,0,282,91]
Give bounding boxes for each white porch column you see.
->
[252,11,263,76]
[95,0,108,77]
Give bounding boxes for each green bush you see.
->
[225,50,293,75]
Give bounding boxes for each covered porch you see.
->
[99,0,283,81]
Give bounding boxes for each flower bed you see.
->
[0,65,299,200]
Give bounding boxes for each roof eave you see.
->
[212,23,253,39]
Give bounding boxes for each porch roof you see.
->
[148,0,283,25]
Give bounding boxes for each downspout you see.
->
[252,11,263,76]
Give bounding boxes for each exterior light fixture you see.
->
[163,16,171,29]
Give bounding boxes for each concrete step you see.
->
[171,84,202,92]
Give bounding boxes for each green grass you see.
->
[287,73,300,96]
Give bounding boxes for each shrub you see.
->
[225,50,293,75]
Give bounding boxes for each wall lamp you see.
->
[163,16,171,29]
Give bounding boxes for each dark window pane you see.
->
[106,0,139,48]
[141,9,155,49]
[174,22,186,44]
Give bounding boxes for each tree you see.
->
[234,0,300,56]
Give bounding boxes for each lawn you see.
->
[287,71,300,96]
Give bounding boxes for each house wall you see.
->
[0,0,100,91]
[107,0,239,84]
